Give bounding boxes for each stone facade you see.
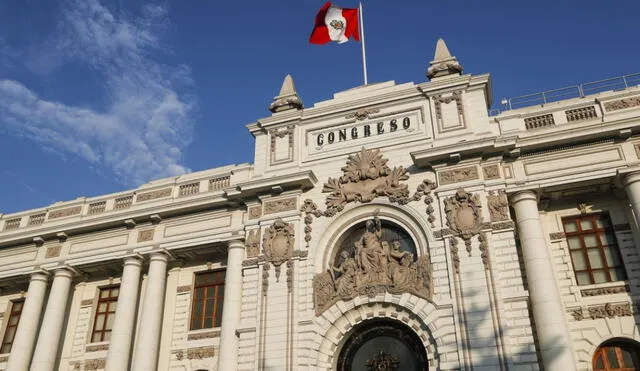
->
[0,40,639,371]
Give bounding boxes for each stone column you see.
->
[105,256,143,371]
[217,240,245,371]
[510,191,576,369]
[131,252,169,371]
[623,172,640,229]
[6,271,49,371]
[30,268,75,371]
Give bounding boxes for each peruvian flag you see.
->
[309,2,360,44]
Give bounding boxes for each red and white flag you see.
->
[309,2,360,44]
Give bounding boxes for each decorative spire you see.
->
[269,74,304,113]
[426,38,463,80]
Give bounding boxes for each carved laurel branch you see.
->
[300,179,438,247]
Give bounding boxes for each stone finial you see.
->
[268,74,304,113]
[426,38,463,80]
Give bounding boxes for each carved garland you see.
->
[300,147,438,246]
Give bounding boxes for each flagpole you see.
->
[358,1,368,85]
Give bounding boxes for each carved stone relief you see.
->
[248,205,262,220]
[313,216,432,315]
[45,245,62,259]
[264,197,297,215]
[136,188,172,202]
[49,206,82,219]
[482,165,500,180]
[137,229,154,242]
[262,218,295,281]
[86,344,109,352]
[581,285,628,297]
[177,285,191,294]
[438,166,479,185]
[604,96,640,111]
[444,189,487,268]
[366,351,400,370]
[549,232,566,240]
[84,359,106,370]
[245,229,260,258]
[487,190,509,221]
[187,330,219,340]
[433,91,465,131]
[80,299,94,306]
[175,346,216,360]
[345,108,380,121]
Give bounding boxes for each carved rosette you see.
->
[262,218,295,281]
[444,189,483,257]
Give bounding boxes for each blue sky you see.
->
[0,0,638,214]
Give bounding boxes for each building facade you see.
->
[0,39,639,371]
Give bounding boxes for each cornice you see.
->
[231,170,317,198]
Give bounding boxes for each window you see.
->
[1,300,24,353]
[91,286,119,342]
[593,341,640,371]
[562,213,626,285]
[190,270,225,330]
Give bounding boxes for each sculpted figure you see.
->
[332,251,358,297]
[356,217,384,274]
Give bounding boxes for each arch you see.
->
[312,294,459,370]
[573,315,640,369]
[313,201,434,274]
[592,338,640,370]
[336,318,429,370]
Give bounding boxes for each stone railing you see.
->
[494,87,640,133]
[0,173,235,234]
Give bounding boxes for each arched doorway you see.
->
[336,318,428,371]
[593,339,640,371]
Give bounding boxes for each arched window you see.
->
[593,340,640,371]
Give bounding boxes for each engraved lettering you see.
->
[377,122,384,134]
[317,134,324,146]
[364,125,371,137]
[338,128,347,141]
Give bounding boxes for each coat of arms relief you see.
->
[262,218,295,281]
[444,189,489,271]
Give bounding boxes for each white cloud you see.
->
[0,0,195,185]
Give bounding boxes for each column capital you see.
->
[146,249,173,263]
[509,190,538,204]
[622,171,640,187]
[29,270,50,282]
[122,254,144,267]
[227,239,245,251]
[50,266,78,279]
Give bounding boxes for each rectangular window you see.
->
[562,213,627,285]
[91,286,119,342]
[1,300,24,353]
[190,270,225,330]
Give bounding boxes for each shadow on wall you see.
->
[461,286,565,370]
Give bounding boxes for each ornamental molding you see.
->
[366,351,400,370]
[345,108,380,121]
[570,302,633,321]
[438,166,479,185]
[482,165,500,180]
[187,330,220,340]
[312,216,432,316]
[300,147,437,246]
[263,197,297,215]
[175,346,216,360]
[581,285,629,297]
[262,218,295,281]
[86,344,109,352]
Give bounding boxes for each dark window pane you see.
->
[204,317,213,329]
[607,347,619,368]
[593,353,604,370]
[620,347,634,366]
